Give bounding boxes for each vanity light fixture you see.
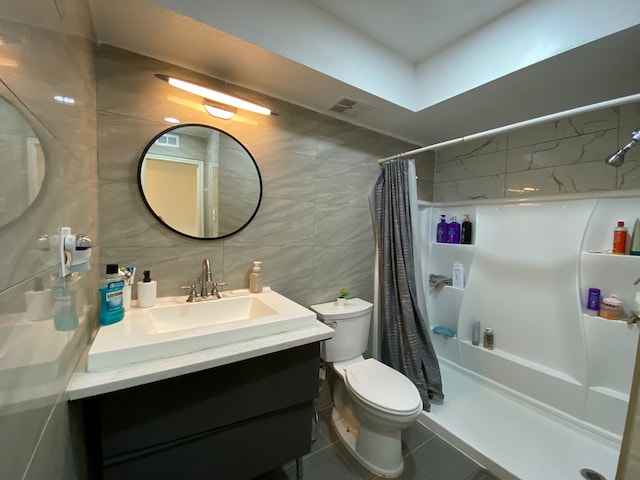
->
[155,74,275,116]
[203,100,237,120]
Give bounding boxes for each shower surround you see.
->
[417,192,640,480]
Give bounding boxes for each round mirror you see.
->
[0,95,45,229]
[138,124,262,239]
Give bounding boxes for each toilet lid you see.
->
[345,358,422,414]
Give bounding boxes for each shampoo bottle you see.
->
[446,216,461,244]
[461,214,473,244]
[436,215,447,243]
[99,264,125,325]
[137,270,157,308]
[249,261,263,293]
[612,221,628,255]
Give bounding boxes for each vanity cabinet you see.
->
[74,343,319,480]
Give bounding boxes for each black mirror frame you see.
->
[137,123,262,240]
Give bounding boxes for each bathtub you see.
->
[417,194,640,480]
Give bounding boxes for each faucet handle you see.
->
[181,284,198,302]
[212,282,227,299]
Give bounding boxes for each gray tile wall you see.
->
[0,1,97,479]
[434,103,640,201]
[97,46,419,307]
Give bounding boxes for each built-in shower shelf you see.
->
[431,242,474,248]
[442,285,464,292]
[582,313,638,328]
[582,251,640,260]
[459,340,582,385]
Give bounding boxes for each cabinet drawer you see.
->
[95,343,319,458]
[103,402,313,480]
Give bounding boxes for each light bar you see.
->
[156,74,272,116]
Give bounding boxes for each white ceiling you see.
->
[89,0,640,146]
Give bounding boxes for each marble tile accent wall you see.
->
[0,1,97,479]
[97,46,420,308]
[434,103,640,201]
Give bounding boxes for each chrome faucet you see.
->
[201,258,213,297]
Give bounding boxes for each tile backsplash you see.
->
[434,102,640,201]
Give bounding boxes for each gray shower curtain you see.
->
[372,160,443,411]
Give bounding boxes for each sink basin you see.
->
[87,289,320,371]
[147,296,277,334]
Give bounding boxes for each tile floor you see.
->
[256,407,500,480]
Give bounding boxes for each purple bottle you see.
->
[436,215,447,243]
[447,216,461,244]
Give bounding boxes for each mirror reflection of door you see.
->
[141,155,203,237]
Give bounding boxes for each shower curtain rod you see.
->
[378,92,640,164]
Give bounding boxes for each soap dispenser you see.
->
[249,261,263,293]
[137,270,157,308]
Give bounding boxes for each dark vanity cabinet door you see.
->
[78,343,320,480]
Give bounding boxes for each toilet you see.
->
[310,298,422,478]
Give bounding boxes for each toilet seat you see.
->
[345,358,422,414]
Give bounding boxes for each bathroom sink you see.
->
[87,289,319,371]
[147,296,277,334]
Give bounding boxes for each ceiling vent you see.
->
[327,97,370,117]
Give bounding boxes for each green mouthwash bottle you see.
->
[99,264,125,326]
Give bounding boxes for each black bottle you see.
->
[461,214,473,244]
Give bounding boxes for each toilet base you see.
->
[331,407,404,478]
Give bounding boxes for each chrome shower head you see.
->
[606,149,627,167]
[605,128,640,167]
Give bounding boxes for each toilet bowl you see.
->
[310,299,423,478]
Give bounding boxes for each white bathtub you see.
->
[419,358,621,480]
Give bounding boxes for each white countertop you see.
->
[68,319,333,400]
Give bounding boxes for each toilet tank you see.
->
[310,298,373,362]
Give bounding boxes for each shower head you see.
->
[605,128,640,167]
[607,149,627,167]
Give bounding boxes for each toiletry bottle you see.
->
[436,215,447,243]
[99,264,125,325]
[599,294,623,320]
[249,261,263,293]
[452,262,465,289]
[483,328,494,350]
[461,214,473,244]
[446,216,461,244]
[630,218,640,256]
[25,276,53,321]
[586,288,601,313]
[137,270,157,308]
[472,321,481,346]
[612,221,628,255]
